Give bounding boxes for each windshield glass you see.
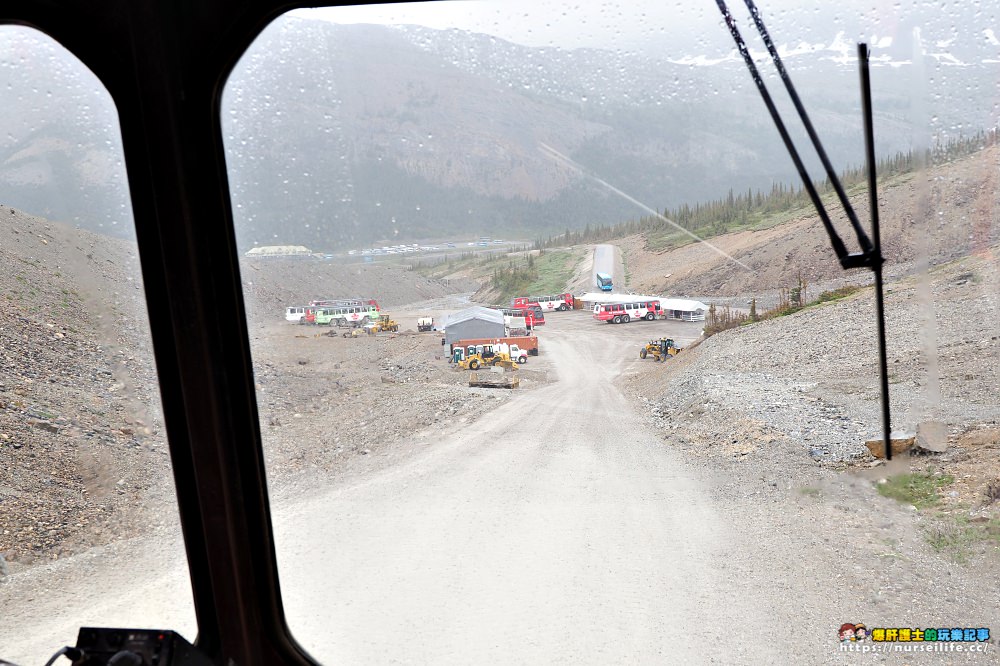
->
[0,26,195,663]
[228,0,990,660]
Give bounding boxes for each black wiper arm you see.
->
[716,0,872,268]
[716,1,894,459]
[742,0,876,261]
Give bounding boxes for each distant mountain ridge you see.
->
[2,14,998,249]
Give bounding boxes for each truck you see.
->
[488,342,528,364]
[417,316,434,332]
[488,307,539,331]
[502,314,528,336]
[447,335,539,358]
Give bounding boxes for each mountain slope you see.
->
[621,144,1000,299]
[3,15,1000,250]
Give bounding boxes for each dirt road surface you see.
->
[4,311,997,665]
[272,316,784,663]
[591,243,624,293]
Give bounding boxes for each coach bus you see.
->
[593,301,662,324]
[313,304,380,327]
[511,293,574,311]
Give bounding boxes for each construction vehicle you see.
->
[639,338,682,361]
[373,314,399,332]
[417,316,434,332]
[455,344,519,370]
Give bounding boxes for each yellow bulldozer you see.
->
[455,344,519,370]
[639,338,681,361]
[369,314,398,333]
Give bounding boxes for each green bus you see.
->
[314,304,380,327]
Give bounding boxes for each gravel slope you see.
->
[620,144,1000,306]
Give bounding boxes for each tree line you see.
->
[537,128,999,250]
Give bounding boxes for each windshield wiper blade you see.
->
[740,0,877,265]
[716,0,894,459]
[715,0,880,270]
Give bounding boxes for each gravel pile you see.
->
[626,252,1000,464]
[640,371,873,462]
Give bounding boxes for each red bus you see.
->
[499,307,545,328]
[512,293,574,311]
[593,300,661,324]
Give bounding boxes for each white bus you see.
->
[285,306,306,322]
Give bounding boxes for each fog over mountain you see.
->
[2,8,998,250]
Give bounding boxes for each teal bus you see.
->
[596,272,613,291]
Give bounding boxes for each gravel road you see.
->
[591,243,623,293]
[273,316,784,663]
[3,309,997,665]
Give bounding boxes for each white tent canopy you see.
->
[658,298,710,313]
[443,306,505,328]
[578,293,709,321]
[579,292,707,310]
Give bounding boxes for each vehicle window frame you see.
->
[1,2,322,664]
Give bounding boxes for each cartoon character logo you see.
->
[854,624,868,641]
[840,623,857,642]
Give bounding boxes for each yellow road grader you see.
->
[370,314,399,332]
[639,338,682,361]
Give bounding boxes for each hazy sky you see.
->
[296,1,923,54]
[298,1,717,49]
[298,0,844,49]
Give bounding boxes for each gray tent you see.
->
[443,306,506,346]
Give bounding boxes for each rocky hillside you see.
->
[620,144,1000,302]
[241,257,479,321]
[0,208,163,567]
[0,207,484,572]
